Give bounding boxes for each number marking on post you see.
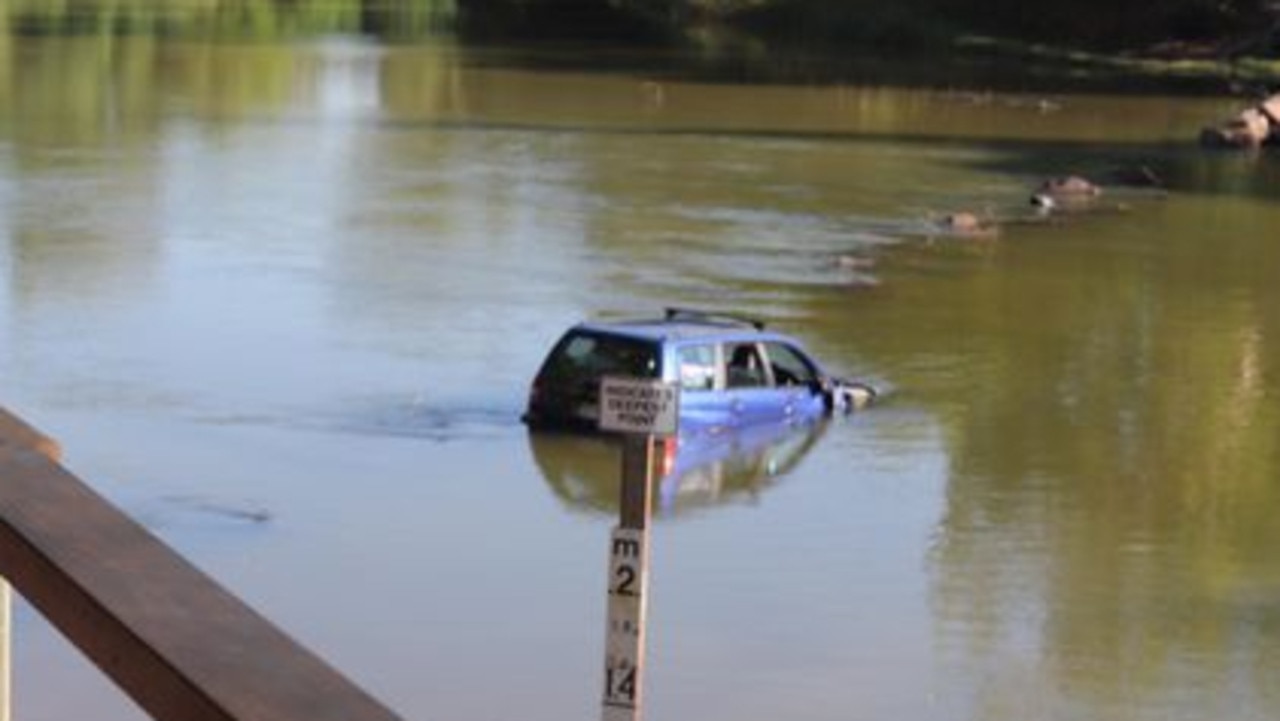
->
[603,527,648,714]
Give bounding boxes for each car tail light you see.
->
[660,437,678,477]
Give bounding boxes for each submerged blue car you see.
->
[522,308,876,435]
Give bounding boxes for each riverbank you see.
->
[476,31,1280,99]
[4,0,1279,95]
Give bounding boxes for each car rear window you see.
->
[544,331,659,381]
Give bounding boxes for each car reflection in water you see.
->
[528,418,829,517]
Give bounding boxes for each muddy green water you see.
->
[2,35,1280,721]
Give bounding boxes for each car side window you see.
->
[725,342,768,388]
[676,344,717,392]
[762,342,819,387]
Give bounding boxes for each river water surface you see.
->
[3,34,1280,721]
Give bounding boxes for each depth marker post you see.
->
[598,377,678,721]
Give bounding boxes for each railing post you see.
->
[0,407,62,721]
[0,406,61,721]
[0,578,11,721]
[0,578,9,721]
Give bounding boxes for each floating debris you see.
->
[919,210,1001,240]
[1030,175,1102,209]
[832,254,876,270]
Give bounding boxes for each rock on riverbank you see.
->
[1200,94,1280,148]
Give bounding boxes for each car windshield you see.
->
[763,342,820,386]
[542,331,659,382]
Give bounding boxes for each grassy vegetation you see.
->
[1,0,457,38]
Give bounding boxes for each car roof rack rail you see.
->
[663,307,766,330]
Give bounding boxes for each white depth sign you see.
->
[598,377,679,437]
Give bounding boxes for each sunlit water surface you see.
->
[2,35,1280,721]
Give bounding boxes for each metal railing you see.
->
[0,405,405,721]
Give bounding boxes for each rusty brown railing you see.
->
[0,405,405,721]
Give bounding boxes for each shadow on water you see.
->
[134,494,275,532]
[528,419,829,518]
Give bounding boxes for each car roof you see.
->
[571,309,802,345]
